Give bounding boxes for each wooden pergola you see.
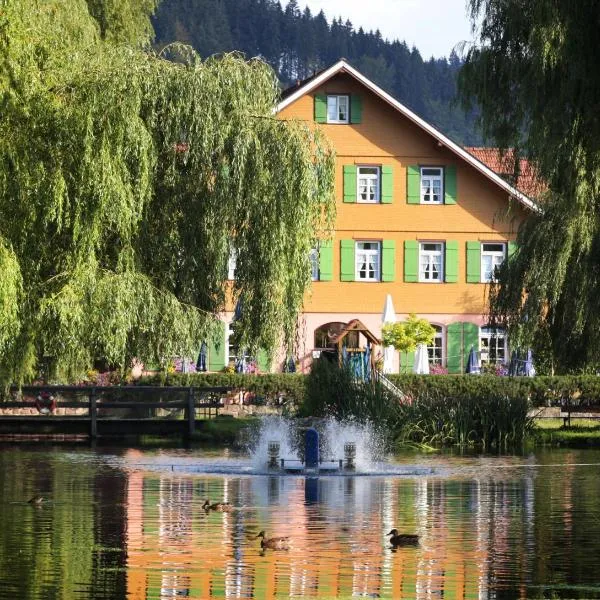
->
[329,319,381,374]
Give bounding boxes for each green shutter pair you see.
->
[399,350,415,374]
[446,322,479,374]
[314,95,362,123]
[466,241,518,283]
[403,240,458,283]
[343,165,393,203]
[406,165,457,204]
[208,321,227,371]
[340,239,396,281]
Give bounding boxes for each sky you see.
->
[282,0,475,59]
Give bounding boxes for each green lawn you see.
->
[533,418,600,446]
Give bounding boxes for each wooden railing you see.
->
[2,385,232,438]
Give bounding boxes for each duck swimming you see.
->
[256,531,290,550]
[387,529,419,546]
[28,496,44,505]
[202,499,232,512]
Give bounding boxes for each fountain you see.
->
[265,426,355,473]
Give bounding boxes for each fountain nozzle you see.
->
[344,442,356,470]
[267,441,281,469]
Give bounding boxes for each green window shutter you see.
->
[381,240,396,282]
[446,323,463,374]
[350,95,362,123]
[343,165,357,203]
[318,240,333,281]
[257,349,270,373]
[508,241,517,259]
[462,322,479,372]
[381,165,393,203]
[208,321,227,371]
[399,350,415,374]
[407,165,421,204]
[404,240,419,282]
[314,94,327,123]
[466,241,481,283]
[340,240,355,281]
[445,165,457,204]
[445,241,459,283]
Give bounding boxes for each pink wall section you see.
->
[295,311,489,373]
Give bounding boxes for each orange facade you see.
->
[272,63,533,374]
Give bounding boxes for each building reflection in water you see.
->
[123,454,538,599]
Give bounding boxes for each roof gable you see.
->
[277,60,538,212]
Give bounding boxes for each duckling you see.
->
[202,499,232,512]
[28,496,44,505]
[387,529,419,546]
[256,530,290,550]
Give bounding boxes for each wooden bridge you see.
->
[0,385,231,439]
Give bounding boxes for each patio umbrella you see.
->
[196,342,207,372]
[413,343,430,375]
[466,345,481,374]
[381,294,396,374]
[524,348,535,377]
[363,343,371,382]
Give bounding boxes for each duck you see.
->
[28,496,44,505]
[202,499,232,512]
[387,529,419,546]
[256,530,290,550]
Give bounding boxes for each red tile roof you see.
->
[465,147,546,200]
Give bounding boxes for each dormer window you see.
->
[327,95,349,123]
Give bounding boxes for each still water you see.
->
[1,445,600,599]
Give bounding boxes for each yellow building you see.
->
[209,60,537,374]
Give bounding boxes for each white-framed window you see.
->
[309,247,319,281]
[355,241,380,281]
[419,242,444,282]
[481,242,507,282]
[479,326,507,364]
[227,248,237,280]
[427,325,444,365]
[227,321,250,369]
[327,95,349,124]
[420,167,444,204]
[357,166,380,203]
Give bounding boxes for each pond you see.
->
[1,442,600,599]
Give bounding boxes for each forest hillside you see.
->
[153,0,482,144]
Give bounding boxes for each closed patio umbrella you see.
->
[382,294,396,373]
[196,342,207,372]
[413,343,430,375]
[524,348,535,377]
[466,345,481,374]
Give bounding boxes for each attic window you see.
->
[327,95,349,123]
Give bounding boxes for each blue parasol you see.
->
[196,341,207,372]
[466,345,481,374]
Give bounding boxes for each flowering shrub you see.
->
[481,362,508,376]
[429,363,448,375]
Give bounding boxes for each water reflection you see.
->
[2,448,600,598]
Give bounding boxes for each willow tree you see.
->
[0,0,335,384]
[459,1,600,372]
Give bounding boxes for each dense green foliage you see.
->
[460,1,600,372]
[395,391,533,450]
[300,357,400,426]
[153,0,483,144]
[0,0,335,385]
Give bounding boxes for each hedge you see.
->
[135,373,600,408]
[386,374,600,408]
[136,373,306,405]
